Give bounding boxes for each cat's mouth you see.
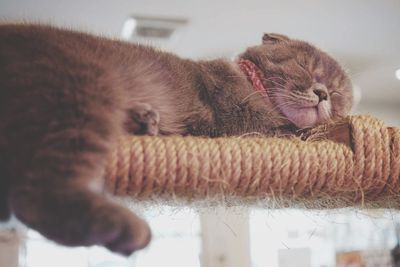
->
[279,100,332,128]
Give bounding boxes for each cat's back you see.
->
[0,25,107,118]
[0,23,160,69]
[0,24,123,72]
[0,24,167,97]
[0,24,144,145]
[0,24,141,113]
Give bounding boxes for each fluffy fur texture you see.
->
[0,24,353,255]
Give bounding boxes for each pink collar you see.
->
[237,58,268,96]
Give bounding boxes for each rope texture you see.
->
[104,115,400,207]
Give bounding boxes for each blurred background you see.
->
[0,0,399,267]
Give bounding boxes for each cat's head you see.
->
[240,33,353,128]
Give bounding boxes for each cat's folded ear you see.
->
[262,33,290,44]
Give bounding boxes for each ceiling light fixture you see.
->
[395,69,400,80]
[396,69,400,81]
[121,15,188,41]
[121,18,137,40]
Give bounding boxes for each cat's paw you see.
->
[126,103,160,136]
[92,206,151,255]
[11,189,151,256]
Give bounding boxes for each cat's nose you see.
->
[313,88,328,102]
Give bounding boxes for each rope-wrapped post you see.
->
[104,115,400,208]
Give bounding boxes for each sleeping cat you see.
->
[0,24,353,255]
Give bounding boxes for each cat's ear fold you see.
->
[262,33,290,44]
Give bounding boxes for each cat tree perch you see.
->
[104,116,400,209]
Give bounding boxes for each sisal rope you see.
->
[104,115,400,208]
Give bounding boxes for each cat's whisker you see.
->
[268,98,294,104]
[267,87,286,93]
[271,101,299,112]
[266,87,287,91]
[268,92,293,99]
[289,96,315,102]
[289,91,315,98]
[288,92,317,102]
[262,76,287,83]
[268,97,294,104]
[267,91,291,97]
[263,76,287,83]
[261,78,286,88]
[240,90,266,104]
[269,96,293,102]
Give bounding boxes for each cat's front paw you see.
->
[126,103,160,136]
[94,205,152,256]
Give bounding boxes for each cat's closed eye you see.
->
[331,91,343,97]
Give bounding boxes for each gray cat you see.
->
[0,24,352,255]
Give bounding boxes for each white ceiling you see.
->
[1,0,399,109]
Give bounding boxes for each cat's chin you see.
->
[281,101,332,128]
[283,107,319,128]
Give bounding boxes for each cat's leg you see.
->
[125,102,160,135]
[12,186,150,255]
[9,108,150,255]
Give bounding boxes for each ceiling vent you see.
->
[121,15,188,43]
